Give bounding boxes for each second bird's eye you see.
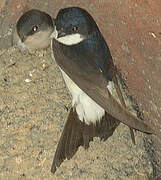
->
[72,26,78,31]
[32,25,38,32]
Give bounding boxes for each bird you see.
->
[50,7,157,174]
[12,9,54,51]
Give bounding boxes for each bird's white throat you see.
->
[50,28,85,45]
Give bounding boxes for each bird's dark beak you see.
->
[57,29,66,38]
[20,34,27,43]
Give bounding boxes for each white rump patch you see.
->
[107,80,120,104]
[107,81,115,95]
[60,69,105,124]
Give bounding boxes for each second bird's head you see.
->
[16,9,54,50]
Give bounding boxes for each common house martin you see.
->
[50,7,157,173]
[13,9,54,51]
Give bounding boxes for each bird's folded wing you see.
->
[52,39,160,135]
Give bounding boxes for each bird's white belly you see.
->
[60,69,105,124]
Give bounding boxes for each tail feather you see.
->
[113,71,136,145]
[51,108,119,174]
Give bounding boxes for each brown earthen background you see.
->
[0,0,161,179]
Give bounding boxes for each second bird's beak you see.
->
[20,34,27,42]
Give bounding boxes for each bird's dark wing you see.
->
[52,38,159,135]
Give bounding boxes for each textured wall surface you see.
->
[0,0,161,178]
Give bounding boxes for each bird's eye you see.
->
[32,25,38,32]
[72,26,78,31]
